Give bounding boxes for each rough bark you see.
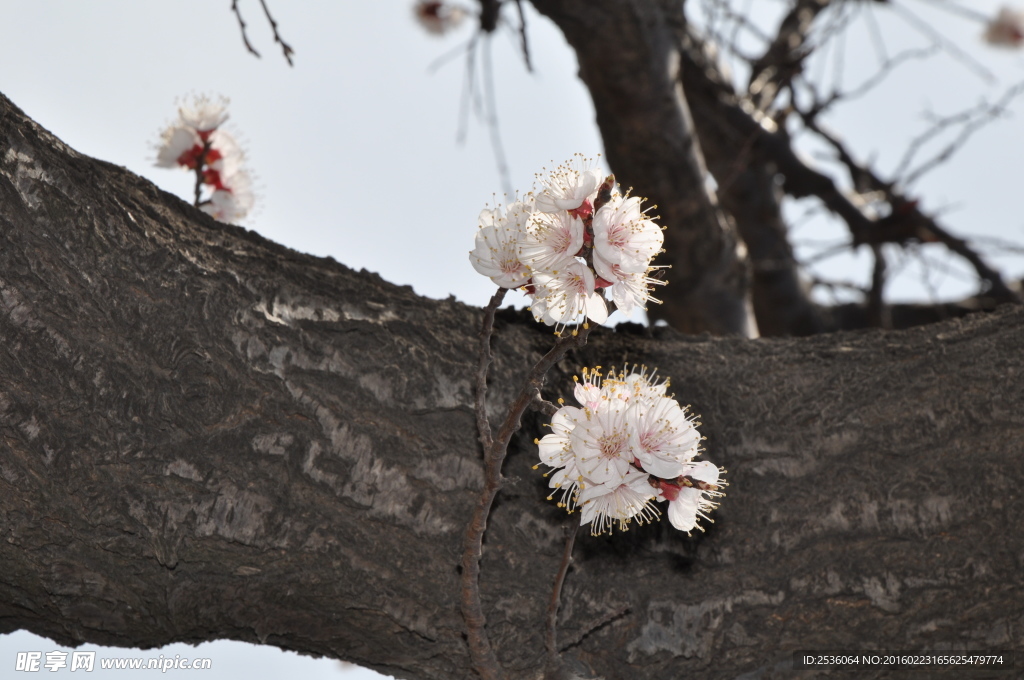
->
[3,91,1024,680]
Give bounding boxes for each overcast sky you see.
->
[2,1,1024,678]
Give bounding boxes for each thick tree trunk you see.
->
[2,92,1023,680]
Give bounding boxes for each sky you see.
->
[1,1,1024,678]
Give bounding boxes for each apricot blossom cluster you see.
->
[469,156,665,331]
[155,95,254,224]
[536,367,724,536]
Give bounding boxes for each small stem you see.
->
[193,166,203,208]
[546,518,579,659]
[475,288,506,450]
[193,140,212,209]
[258,0,295,66]
[230,0,262,59]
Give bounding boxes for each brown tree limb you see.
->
[3,91,1024,680]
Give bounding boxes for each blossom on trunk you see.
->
[469,155,667,328]
[535,366,724,535]
[578,467,660,535]
[628,396,701,479]
[201,170,254,223]
[570,398,633,486]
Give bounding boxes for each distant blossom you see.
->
[413,1,467,35]
[154,95,254,224]
[984,6,1024,47]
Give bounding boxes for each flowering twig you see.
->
[462,157,675,676]
[155,96,255,224]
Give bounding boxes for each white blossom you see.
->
[628,397,701,479]
[663,461,724,533]
[597,263,665,316]
[532,155,603,214]
[531,261,608,328]
[570,398,633,486]
[155,126,200,168]
[535,366,723,535]
[578,467,660,535]
[592,194,663,275]
[200,169,254,224]
[469,201,532,288]
[177,94,229,134]
[518,210,584,273]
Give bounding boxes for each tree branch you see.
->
[3,90,1024,679]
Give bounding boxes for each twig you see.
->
[867,244,889,328]
[898,81,1024,186]
[231,0,294,66]
[909,0,992,23]
[889,1,992,82]
[545,518,579,660]
[513,0,533,73]
[231,0,262,60]
[461,322,594,680]
[258,0,295,66]
[474,288,506,451]
[795,108,1020,303]
[530,391,559,417]
[481,38,513,197]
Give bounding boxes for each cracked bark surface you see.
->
[2,91,1024,680]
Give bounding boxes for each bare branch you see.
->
[896,81,1024,186]
[748,0,832,111]
[230,0,262,60]
[513,0,534,73]
[258,0,295,66]
[229,1,293,66]
[794,108,1021,303]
